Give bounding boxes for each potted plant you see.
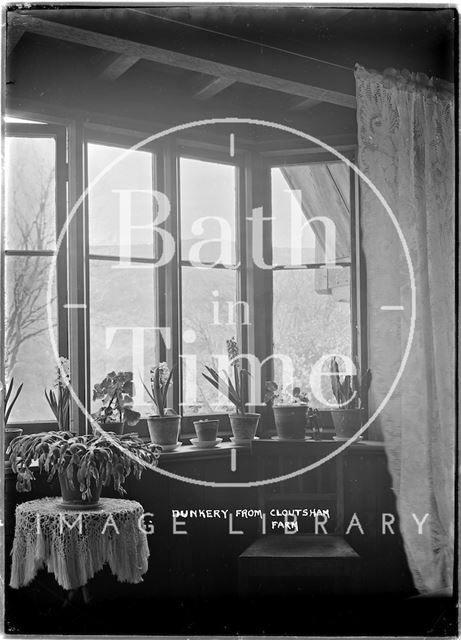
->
[44,356,70,430]
[329,356,372,439]
[193,418,220,442]
[202,338,259,441]
[265,382,309,440]
[92,371,141,435]
[7,430,160,509]
[4,378,24,449]
[144,363,180,446]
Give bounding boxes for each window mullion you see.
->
[55,126,69,360]
[67,121,88,434]
[245,152,274,401]
[160,140,181,412]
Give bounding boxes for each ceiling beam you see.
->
[194,76,235,101]
[9,13,356,109]
[97,53,140,81]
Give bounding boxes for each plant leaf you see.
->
[5,383,23,424]
[161,364,176,408]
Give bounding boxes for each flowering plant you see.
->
[92,371,140,426]
[44,356,70,430]
[264,381,309,406]
[4,378,23,426]
[142,363,176,417]
[7,430,160,500]
[202,337,250,414]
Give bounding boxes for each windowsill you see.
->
[152,437,385,463]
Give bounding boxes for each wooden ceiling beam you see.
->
[9,13,356,109]
[194,77,235,101]
[97,53,140,81]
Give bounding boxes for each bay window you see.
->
[2,118,362,434]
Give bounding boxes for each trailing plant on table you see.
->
[92,371,140,426]
[142,363,176,417]
[44,356,70,430]
[3,377,23,426]
[7,430,160,500]
[202,337,251,414]
[329,356,371,409]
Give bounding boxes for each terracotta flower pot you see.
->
[193,419,219,442]
[273,405,307,440]
[147,415,181,446]
[59,465,103,509]
[330,408,364,439]
[229,413,260,440]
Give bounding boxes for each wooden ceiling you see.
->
[6,6,454,140]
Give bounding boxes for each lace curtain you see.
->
[355,64,455,594]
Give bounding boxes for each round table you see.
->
[10,497,150,591]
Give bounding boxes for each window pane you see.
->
[89,260,158,414]
[88,144,154,259]
[179,158,237,266]
[181,266,237,414]
[272,267,351,408]
[5,256,57,422]
[5,137,56,251]
[271,162,351,266]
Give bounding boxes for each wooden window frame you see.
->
[259,146,367,424]
[176,141,248,437]
[82,128,160,435]
[3,123,68,432]
[3,115,366,438]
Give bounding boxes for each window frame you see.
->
[176,141,248,436]
[261,147,367,420]
[3,122,69,430]
[2,116,366,437]
[83,127,161,436]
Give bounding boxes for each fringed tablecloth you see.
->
[10,497,150,590]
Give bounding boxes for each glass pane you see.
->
[179,157,236,266]
[5,137,56,251]
[181,266,237,414]
[89,260,158,415]
[88,144,154,259]
[272,267,352,408]
[271,162,351,266]
[5,256,57,422]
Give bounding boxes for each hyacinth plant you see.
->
[329,356,372,409]
[7,430,160,500]
[202,337,250,414]
[92,371,140,426]
[4,378,24,426]
[264,382,309,406]
[142,363,176,417]
[44,356,70,430]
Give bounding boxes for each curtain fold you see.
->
[355,64,455,594]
